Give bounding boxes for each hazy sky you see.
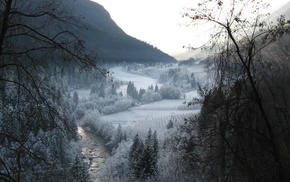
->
[92,0,289,56]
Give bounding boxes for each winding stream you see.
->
[77,127,109,182]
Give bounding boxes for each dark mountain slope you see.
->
[70,0,176,64]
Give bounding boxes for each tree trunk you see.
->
[0,0,12,55]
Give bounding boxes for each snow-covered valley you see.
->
[76,65,203,135]
[75,63,206,181]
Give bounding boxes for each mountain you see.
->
[69,0,176,64]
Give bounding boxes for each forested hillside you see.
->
[0,0,99,181]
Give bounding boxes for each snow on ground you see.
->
[100,99,195,123]
[101,108,200,137]
[110,67,162,96]
[100,99,200,138]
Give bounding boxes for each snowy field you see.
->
[110,67,162,96]
[100,99,200,124]
[100,101,200,137]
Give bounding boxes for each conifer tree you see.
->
[129,130,159,180]
[127,81,138,99]
[154,85,159,92]
[110,83,117,95]
[129,134,144,180]
[138,88,146,99]
[90,85,98,95]
[151,130,159,170]
[140,129,153,179]
[108,124,123,150]
[73,91,79,109]
[99,82,106,98]
[122,132,127,142]
[71,156,90,182]
[166,119,174,129]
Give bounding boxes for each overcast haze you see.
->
[92,0,290,56]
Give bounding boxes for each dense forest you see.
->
[1,0,290,182]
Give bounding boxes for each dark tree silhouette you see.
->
[181,0,290,181]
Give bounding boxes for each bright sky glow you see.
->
[91,0,289,56]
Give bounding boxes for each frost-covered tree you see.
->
[129,134,144,180]
[0,0,100,180]
[71,155,90,182]
[154,84,159,92]
[90,85,98,95]
[110,84,117,95]
[166,119,174,129]
[99,82,106,98]
[129,129,159,181]
[100,141,131,182]
[127,81,138,99]
[73,91,79,109]
[107,124,126,151]
[148,85,154,91]
[0,77,78,181]
[141,90,162,104]
[138,88,146,100]
[159,85,181,99]
[151,130,159,175]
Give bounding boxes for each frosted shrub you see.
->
[78,100,98,111]
[102,105,116,115]
[94,96,116,109]
[115,98,133,110]
[97,122,114,142]
[159,85,181,99]
[100,141,131,182]
[141,90,162,104]
[102,98,134,115]
[66,140,82,162]
[79,110,100,128]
